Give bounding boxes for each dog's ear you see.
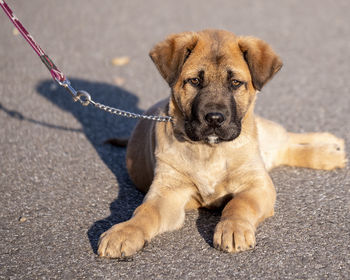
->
[238,36,283,91]
[149,32,199,87]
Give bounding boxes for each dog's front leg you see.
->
[98,176,193,258]
[213,175,276,253]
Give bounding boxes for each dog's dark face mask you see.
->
[149,30,282,144]
[182,70,243,144]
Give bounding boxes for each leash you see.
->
[0,0,172,122]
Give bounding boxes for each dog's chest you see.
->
[191,160,228,197]
[183,148,231,199]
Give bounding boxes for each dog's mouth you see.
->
[184,119,242,145]
[205,135,220,145]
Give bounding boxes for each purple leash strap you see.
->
[0,0,173,121]
[0,0,87,104]
[0,0,65,83]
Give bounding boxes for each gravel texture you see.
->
[1,0,349,279]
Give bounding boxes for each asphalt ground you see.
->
[0,0,349,279]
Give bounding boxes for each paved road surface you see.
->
[1,0,349,279]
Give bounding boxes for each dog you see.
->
[98,29,346,258]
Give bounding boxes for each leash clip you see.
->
[56,78,91,106]
[75,90,92,106]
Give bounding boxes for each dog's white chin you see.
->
[205,135,219,145]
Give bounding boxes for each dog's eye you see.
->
[231,79,243,89]
[188,78,200,87]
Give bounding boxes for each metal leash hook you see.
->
[56,78,91,106]
[76,91,92,106]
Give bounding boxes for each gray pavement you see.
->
[1,0,349,279]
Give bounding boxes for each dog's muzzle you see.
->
[184,106,241,144]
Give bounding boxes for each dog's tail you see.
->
[104,138,129,147]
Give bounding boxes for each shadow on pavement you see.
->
[0,102,83,133]
[34,79,223,254]
[36,78,144,254]
[196,208,222,248]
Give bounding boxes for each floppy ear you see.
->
[238,36,283,91]
[149,32,199,87]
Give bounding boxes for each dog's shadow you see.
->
[33,78,219,253]
[35,78,146,253]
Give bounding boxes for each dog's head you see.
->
[150,30,282,144]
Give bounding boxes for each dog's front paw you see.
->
[213,219,256,253]
[98,222,146,258]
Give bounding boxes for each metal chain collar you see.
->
[92,102,173,122]
[1,0,173,123]
[58,79,173,122]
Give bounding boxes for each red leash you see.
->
[0,0,173,121]
[0,0,84,104]
[0,0,65,83]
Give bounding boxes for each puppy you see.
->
[98,29,346,258]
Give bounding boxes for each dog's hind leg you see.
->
[279,132,346,170]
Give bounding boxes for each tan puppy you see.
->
[98,30,346,258]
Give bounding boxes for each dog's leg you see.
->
[98,180,193,258]
[213,175,276,253]
[280,132,346,170]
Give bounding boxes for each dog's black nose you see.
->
[205,112,225,127]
